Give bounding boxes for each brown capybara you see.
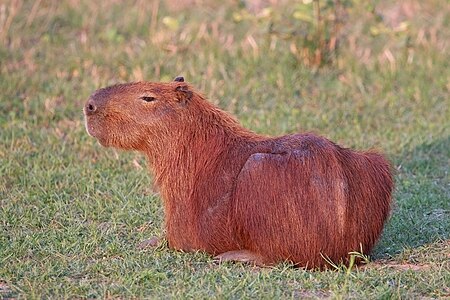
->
[84,77,393,269]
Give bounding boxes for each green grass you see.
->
[1,0,449,298]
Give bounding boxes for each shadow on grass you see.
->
[373,135,450,258]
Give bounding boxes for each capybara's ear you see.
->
[174,76,184,82]
[175,85,193,105]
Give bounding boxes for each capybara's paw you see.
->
[214,250,264,265]
[137,236,160,250]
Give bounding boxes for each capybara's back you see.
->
[84,78,394,268]
[230,134,393,267]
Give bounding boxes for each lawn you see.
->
[1,0,449,298]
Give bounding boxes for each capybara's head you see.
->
[84,77,193,150]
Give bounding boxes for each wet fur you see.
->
[84,80,393,269]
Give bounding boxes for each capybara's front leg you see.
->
[214,250,265,266]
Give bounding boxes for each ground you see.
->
[0,0,449,298]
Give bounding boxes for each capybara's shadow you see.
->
[372,135,450,258]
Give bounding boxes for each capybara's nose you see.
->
[85,99,97,115]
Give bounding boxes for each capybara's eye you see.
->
[140,96,156,102]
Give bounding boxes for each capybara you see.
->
[84,77,393,268]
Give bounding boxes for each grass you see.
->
[1,0,449,298]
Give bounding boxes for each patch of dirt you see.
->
[137,236,160,250]
[0,280,15,299]
[294,289,331,299]
[362,260,431,271]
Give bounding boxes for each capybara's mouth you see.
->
[84,117,103,140]
[85,121,109,147]
[84,112,112,147]
[84,116,96,138]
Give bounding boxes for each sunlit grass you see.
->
[1,0,449,298]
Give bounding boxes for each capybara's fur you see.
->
[84,78,393,268]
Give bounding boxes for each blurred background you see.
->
[0,0,449,298]
[1,0,448,141]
